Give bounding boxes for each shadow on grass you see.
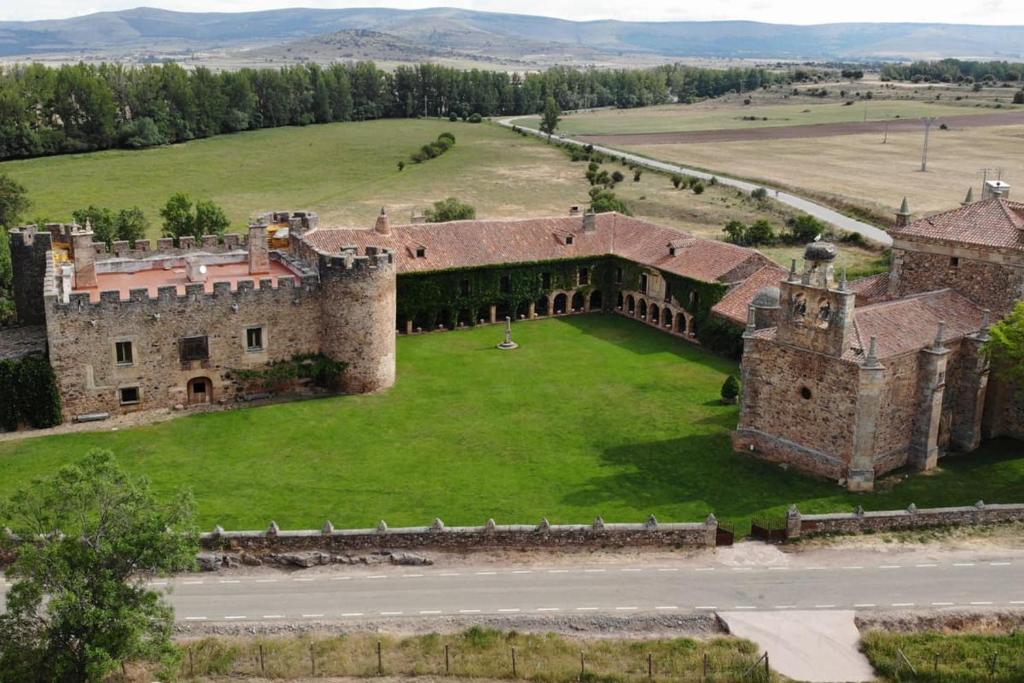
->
[555,314,736,367]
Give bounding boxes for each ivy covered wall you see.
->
[0,355,62,431]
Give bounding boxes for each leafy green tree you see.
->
[691,181,705,194]
[751,187,769,201]
[589,188,632,215]
[611,170,625,184]
[115,207,149,245]
[0,450,197,682]
[194,199,230,237]
[746,219,776,245]
[539,96,561,138]
[671,174,683,189]
[721,375,740,403]
[0,173,30,228]
[787,214,827,243]
[986,302,1024,384]
[72,206,116,246]
[160,194,229,242]
[425,197,476,223]
[723,220,747,245]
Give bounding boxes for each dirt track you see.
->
[577,110,1024,146]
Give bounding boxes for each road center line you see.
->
[854,603,876,608]
[459,609,481,614]
[576,607,599,611]
[224,616,247,620]
[892,602,915,607]
[342,612,364,617]
[931,602,955,606]
[303,613,325,618]
[420,610,442,614]
[184,616,207,621]
[498,608,520,613]
[655,606,679,610]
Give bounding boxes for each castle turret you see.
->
[9,227,54,325]
[775,241,856,357]
[374,207,391,236]
[248,224,270,275]
[71,223,97,289]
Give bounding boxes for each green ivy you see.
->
[228,353,349,392]
[697,316,745,359]
[0,355,62,431]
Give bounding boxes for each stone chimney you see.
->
[961,187,974,206]
[248,224,269,275]
[72,222,97,289]
[582,210,596,233]
[185,257,208,283]
[374,207,390,235]
[895,197,911,229]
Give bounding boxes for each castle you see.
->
[734,183,1024,490]
[4,209,773,421]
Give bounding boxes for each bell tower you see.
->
[775,241,856,357]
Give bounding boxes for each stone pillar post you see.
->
[489,305,497,324]
[910,339,950,471]
[248,225,270,274]
[785,505,802,539]
[950,330,990,452]
[583,295,591,313]
[704,514,718,547]
[72,228,97,289]
[848,337,885,492]
[528,302,536,319]
[405,320,413,335]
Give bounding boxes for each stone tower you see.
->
[775,242,855,357]
[317,247,397,394]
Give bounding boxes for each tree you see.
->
[721,375,740,403]
[986,302,1024,384]
[611,170,625,184]
[115,207,149,245]
[539,96,561,138]
[0,173,30,228]
[425,197,476,223]
[160,193,229,242]
[589,188,632,215]
[72,206,116,246]
[671,174,684,189]
[723,220,747,245]
[746,219,776,245]
[751,187,769,202]
[1014,90,1024,105]
[0,450,197,681]
[787,214,827,243]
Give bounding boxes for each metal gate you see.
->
[750,514,787,542]
[716,520,735,547]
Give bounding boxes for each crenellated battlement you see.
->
[92,233,251,260]
[252,210,320,237]
[316,245,395,278]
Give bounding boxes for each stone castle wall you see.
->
[891,244,1024,317]
[9,228,52,325]
[869,352,919,475]
[734,336,860,478]
[789,502,1024,538]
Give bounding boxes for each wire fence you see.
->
[173,631,781,681]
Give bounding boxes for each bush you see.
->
[787,214,827,243]
[589,188,632,215]
[117,117,165,149]
[671,174,684,189]
[691,181,705,194]
[397,160,405,172]
[746,219,775,245]
[1014,90,1024,104]
[721,375,740,403]
[611,170,625,184]
[723,220,747,245]
[633,169,642,182]
[425,197,476,223]
[751,187,769,201]
[0,356,62,431]
[467,113,483,123]
[448,112,458,122]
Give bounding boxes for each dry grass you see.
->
[169,629,777,682]
[625,124,1024,219]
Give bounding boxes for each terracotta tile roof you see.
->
[845,289,985,361]
[301,212,771,285]
[711,264,789,325]
[849,272,891,306]
[891,198,1024,251]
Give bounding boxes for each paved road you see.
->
[5,552,1019,623]
[498,117,894,247]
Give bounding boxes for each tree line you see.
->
[881,58,1024,83]
[0,61,780,161]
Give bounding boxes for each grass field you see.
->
[1,315,1021,531]
[626,123,1024,217]
[861,630,1024,682]
[519,99,1001,136]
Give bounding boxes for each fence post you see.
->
[648,652,653,679]
[703,652,708,680]
[189,647,194,676]
[377,640,383,676]
[765,652,770,680]
[310,644,316,677]
[934,653,939,672]
[512,646,518,679]
[445,644,450,675]
[580,651,585,678]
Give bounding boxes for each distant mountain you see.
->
[1,6,1023,62]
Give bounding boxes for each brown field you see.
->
[623,124,1024,219]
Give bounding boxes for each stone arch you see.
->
[515,300,530,320]
[590,290,603,311]
[626,294,635,315]
[553,292,568,315]
[639,299,648,319]
[413,311,431,331]
[663,308,673,330]
[457,309,473,327]
[535,295,550,316]
[650,304,660,325]
[435,309,453,330]
[476,307,490,325]
[571,292,585,312]
[616,291,624,310]
[187,376,213,405]
[496,301,512,322]
[675,311,688,335]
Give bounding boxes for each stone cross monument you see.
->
[496,316,518,350]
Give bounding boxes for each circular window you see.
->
[800,386,812,400]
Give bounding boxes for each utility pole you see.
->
[920,117,936,172]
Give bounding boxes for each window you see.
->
[578,267,590,285]
[665,282,673,303]
[800,386,812,400]
[460,279,471,296]
[246,327,264,352]
[115,340,133,365]
[565,235,574,245]
[500,275,512,294]
[640,273,648,294]
[669,246,677,257]
[179,336,209,362]
[119,387,140,405]
[615,267,623,284]
[541,272,552,289]
[415,246,426,258]
[950,256,960,268]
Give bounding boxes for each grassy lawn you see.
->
[861,631,1024,682]
[0,315,1021,531]
[518,99,1016,136]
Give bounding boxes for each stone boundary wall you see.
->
[786,502,1024,539]
[200,516,719,553]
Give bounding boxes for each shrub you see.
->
[589,188,632,215]
[611,170,625,184]
[0,355,62,431]
[397,160,405,172]
[751,187,769,201]
[633,169,642,182]
[425,197,476,223]
[691,181,705,194]
[117,117,165,149]
[448,112,458,122]
[467,113,483,123]
[671,174,684,189]
[746,219,775,245]
[1014,90,1024,104]
[723,220,746,245]
[721,375,740,403]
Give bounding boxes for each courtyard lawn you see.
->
[0,315,1022,531]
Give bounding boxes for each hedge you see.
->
[0,355,62,431]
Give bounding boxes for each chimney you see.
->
[961,187,974,206]
[72,222,97,289]
[248,224,269,275]
[374,207,390,235]
[582,210,596,233]
[185,257,208,283]
[982,180,1011,201]
[895,197,911,229]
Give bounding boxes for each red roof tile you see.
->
[301,212,771,285]
[849,272,891,306]
[891,198,1024,251]
[711,264,789,325]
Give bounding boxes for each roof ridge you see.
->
[855,287,957,311]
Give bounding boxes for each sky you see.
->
[1,0,1022,24]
